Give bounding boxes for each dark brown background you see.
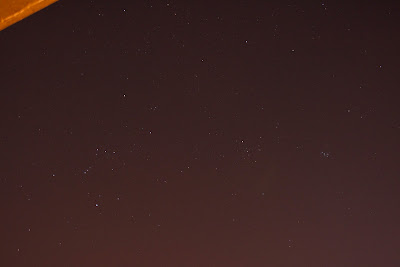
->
[1,1,400,266]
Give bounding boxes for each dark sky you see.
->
[1,1,400,266]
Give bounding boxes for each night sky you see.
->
[1,1,400,266]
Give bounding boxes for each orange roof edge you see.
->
[0,0,58,31]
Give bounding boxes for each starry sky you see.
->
[1,1,400,266]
